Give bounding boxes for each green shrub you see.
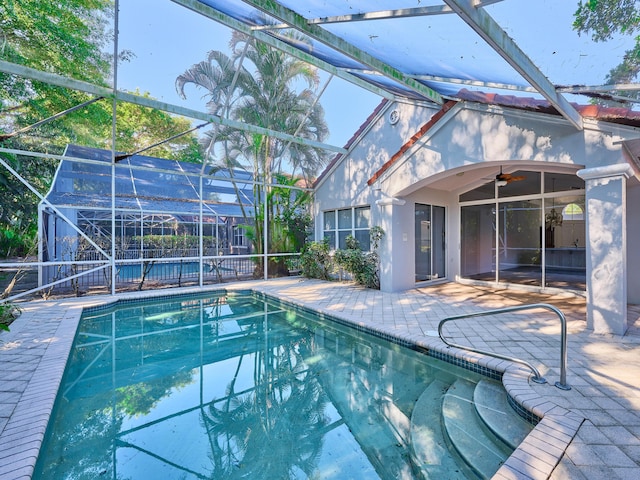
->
[130,234,207,251]
[0,301,21,332]
[300,239,333,280]
[334,226,384,289]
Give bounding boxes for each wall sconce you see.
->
[496,179,508,187]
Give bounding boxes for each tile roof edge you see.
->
[313,98,390,188]
[367,100,457,186]
[456,88,640,126]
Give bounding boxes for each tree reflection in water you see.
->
[202,336,330,479]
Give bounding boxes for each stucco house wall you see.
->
[314,101,439,234]
[314,99,640,334]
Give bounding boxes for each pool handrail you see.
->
[437,303,571,390]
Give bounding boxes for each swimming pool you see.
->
[115,258,252,282]
[33,291,533,479]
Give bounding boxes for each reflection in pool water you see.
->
[34,291,526,479]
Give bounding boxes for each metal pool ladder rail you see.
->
[438,303,570,390]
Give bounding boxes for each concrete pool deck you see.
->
[1,277,639,479]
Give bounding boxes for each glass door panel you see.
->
[415,205,431,282]
[544,195,586,290]
[497,200,542,286]
[415,204,445,282]
[460,204,496,281]
[459,171,585,291]
[432,206,446,279]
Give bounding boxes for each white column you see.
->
[577,164,632,335]
[375,195,411,292]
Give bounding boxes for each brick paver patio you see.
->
[1,278,639,479]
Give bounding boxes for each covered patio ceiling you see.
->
[178,0,639,133]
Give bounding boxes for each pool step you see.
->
[441,379,514,480]
[473,379,533,450]
[409,379,468,479]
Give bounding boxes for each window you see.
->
[232,225,245,246]
[323,207,371,250]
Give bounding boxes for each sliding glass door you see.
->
[415,204,445,282]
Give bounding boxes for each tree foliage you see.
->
[0,0,114,151]
[176,32,330,273]
[573,0,640,104]
[176,32,330,184]
[0,1,203,260]
[0,1,113,258]
[112,92,203,162]
[573,0,639,41]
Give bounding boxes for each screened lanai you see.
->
[1,0,639,304]
[39,144,257,294]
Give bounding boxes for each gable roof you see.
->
[364,93,640,187]
[313,98,389,188]
[367,101,457,186]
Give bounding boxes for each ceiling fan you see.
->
[495,167,525,186]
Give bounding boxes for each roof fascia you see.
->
[313,101,394,191]
[173,0,394,100]
[370,102,460,187]
[238,0,444,105]
[0,59,347,155]
[462,99,640,135]
[443,0,584,130]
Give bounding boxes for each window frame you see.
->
[232,225,245,247]
[323,206,371,250]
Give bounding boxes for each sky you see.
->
[114,0,638,150]
[115,0,381,149]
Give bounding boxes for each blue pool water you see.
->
[116,261,203,280]
[33,291,528,479]
[115,259,251,283]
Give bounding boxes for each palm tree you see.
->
[176,32,329,276]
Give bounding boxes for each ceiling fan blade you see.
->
[495,168,526,183]
[506,175,526,183]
